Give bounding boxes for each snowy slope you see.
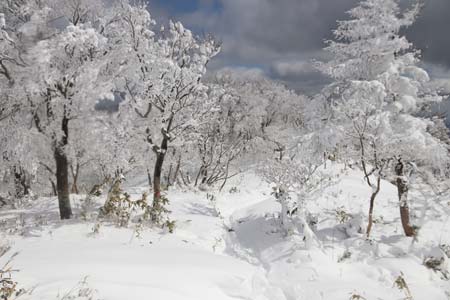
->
[221,168,450,300]
[1,164,450,300]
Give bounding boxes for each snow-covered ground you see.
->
[1,164,450,300]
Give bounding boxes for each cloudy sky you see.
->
[147,0,450,95]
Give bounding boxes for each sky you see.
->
[147,0,450,95]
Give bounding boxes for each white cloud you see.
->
[271,60,316,77]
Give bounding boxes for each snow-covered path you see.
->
[217,171,450,300]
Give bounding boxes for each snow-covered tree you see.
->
[210,69,306,163]
[317,0,449,237]
[0,0,119,218]
[189,83,248,190]
[260,139,325,247]
[116,8,219,217]
[0,2,36,201]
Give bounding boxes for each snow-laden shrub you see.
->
[394,273,413,300]
[0,252,27,300]
[99,177,174,232]
[424,246,449,279]
[100,178,149,227]
[260,142,328,249]
[348,292,367,299]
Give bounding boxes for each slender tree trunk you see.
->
[180,171,188,186]
[153,136,168,204]
[366,175,381,237]
[395,159,415,237]
[55,116,72,220]
[147,168,152,187]
[21,172,30,196]
[70,163,80,194]
[194,166,202,187]
[173,155,181,185]
[167,163,173,187]
[152,115,174,208]
[201,168,208,185]
[50,178,57,196]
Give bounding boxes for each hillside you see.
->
[1,165,449,300]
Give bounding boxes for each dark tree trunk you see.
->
[153,136,168,203]
[152,115,173,205]
[13,166,30,199]
[55,116,72,220]
[395,159,415,237]
[201,169,208,185]
[55,146,72,219]
[194,167,202,187]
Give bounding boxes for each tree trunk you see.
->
[366,175,381,238]
[70,163,80,194]
[395,159,415,237]
[13,166,30,199]
[174,155,181,183]
[153,136,168,204]
[55,146,72,219]
[50,178,57,196]
[54,115,72,220]
[147,168,152,187]
[152,115,174,210]
[167,163,173,187]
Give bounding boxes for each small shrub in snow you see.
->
[335,207,351,224]
[212,237,223,253]
[306,213,318,231]
[394,273,413,300]
[100,178,175,232]
[100,190,138,227]
[207,193,222,219]
[163,219,176,234]
[372,216,385,224]
[57,277,98,300]
[100,179,148,227]
[424,256,445,270]
[228,187,239,194]
[338,250,352,263]
[423,247,449,279]
[90,222,101,236]
[0,242,10,259]
[334,212,364,239]
[80,192,100,221]
[0,253,28,300]
[348,293,366,300]
[148,194,175,232]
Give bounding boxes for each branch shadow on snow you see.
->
[224,213,287,266]
[182,202,217,217]
[0,196,102,237]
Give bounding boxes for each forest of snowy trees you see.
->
[1,0,450,299]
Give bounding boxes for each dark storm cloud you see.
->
[149,0,450,94]
[407,0,450,67]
